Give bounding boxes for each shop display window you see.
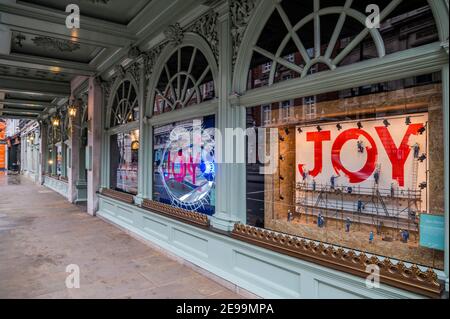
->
[110,130,139,195]
[246,73,444,269]
[153,115,216,215]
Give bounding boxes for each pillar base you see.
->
[210,212,240,232]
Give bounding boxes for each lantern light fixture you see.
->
[336,123,342,131]
[51,115,60,127]
[383,119,391,127]
[357,121,363,129]
[405,117,411,125]
[68,103,77,118]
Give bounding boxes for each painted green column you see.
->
[442,62,449,292]
[136,57,147,205]
[211,3,246,231]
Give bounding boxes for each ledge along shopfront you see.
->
[27,0,448,299]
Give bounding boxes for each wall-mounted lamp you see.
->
[51,115,60,127]
[336,123,342,131]
[383,119,390,128]
[297,127,302,134]
[405,117,411,125]
[316,125,322,132]
[48,159,54,165]
[68,103,77,118]
[357,122,363,129]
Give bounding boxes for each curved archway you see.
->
[146,33,219,118]
[106,75,140,130]
[233,0,447,93]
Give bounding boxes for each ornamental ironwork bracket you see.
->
[142,199,210,229]
[231,223,443,298]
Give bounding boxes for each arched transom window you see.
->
[110,80,139,128]
[153,46,215,115]
[248,0,438,89]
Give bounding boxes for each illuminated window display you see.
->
[153,116,216,215]
[246,73,444,269]
[110,131,139,195]
[56,143,63,176]
[108,79,140,195]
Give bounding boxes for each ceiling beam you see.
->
[0,75,70,97]
[0,6,136,48]
[0,114,39,120]
[1,107,43,115]
[98,0,204,75]
[0,54,96,76]
[1,99,52,108]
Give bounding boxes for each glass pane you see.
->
[153,47,215,115]
[56,144,62,177]
[246,73,444,269]
[110,80,139,128]
[109,130,139,195]
[248,0,438,90]
[153,115,216,215]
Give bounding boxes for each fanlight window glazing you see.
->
[153,46,215,115]
[247,0,439,89]
[110,80,139,128]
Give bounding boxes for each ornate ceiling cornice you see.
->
[32,36,81,53]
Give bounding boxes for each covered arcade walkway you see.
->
[0,174,242,299]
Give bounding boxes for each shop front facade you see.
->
[30,0,448,299]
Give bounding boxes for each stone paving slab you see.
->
[0,175,243,299]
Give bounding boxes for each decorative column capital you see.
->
[164,23,184,47]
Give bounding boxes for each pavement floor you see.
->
[0,173,242,299]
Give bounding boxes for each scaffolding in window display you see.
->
[295,160,424,240]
